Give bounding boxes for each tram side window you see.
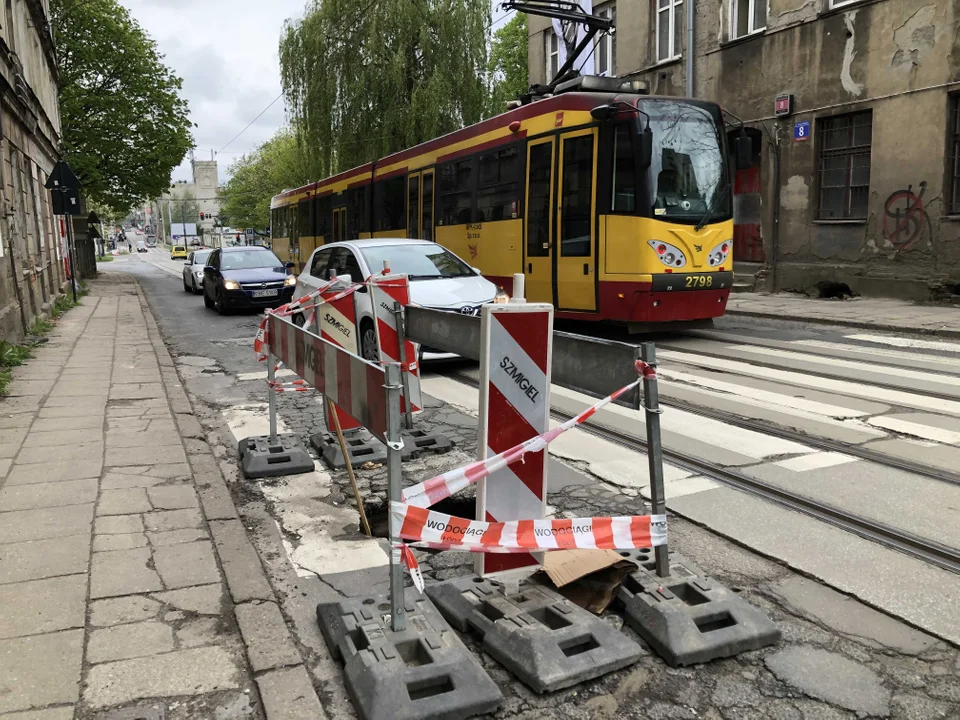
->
[314,195,331,237]
[270,209,278,236]
[374,177,406,231]
[298,199,312,237]
[478,146,522,222]
[346,186,368,238]
[438,158,474,226]
[612,124,637,213]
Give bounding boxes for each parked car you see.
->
[136,240,147,253]
[202,246,296,315]
[182,249,212,294]
[171,245,187,260]
[293,239,507,361]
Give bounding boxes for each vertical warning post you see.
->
[476,302,554,575]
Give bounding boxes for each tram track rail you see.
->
[442,370,960,575]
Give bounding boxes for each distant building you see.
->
[0,0,65,341]
[527,0,960,302]
[159,157,221,239]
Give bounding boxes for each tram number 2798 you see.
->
[685,275,714,288]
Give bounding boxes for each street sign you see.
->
[44,160,81,191]
[794,121,810,142]
[51,186,81,216]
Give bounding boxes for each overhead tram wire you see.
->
[217,93,283,156]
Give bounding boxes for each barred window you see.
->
[817,111,872,220]
[949,96,960,214]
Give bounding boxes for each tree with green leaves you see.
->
[279,0,489,178]
[219,129,313,231]
[51,0,193,214]
[166,188,199,233]
[486,14,528,118]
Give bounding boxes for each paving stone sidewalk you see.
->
[0,276,324,719]
[726,293,960,338]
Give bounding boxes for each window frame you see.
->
[827,0,864,9]
[545,29,559,82]
[373,176,407,232]
[437,156,477,226]
[815,110,873,221]
[729,0,765,40]
[595,3,616,77]
[310,247,333,279]
[476,144,524,223]
[947,95,960,215]
[656,0,683,63]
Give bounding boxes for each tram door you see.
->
[523,138,555,304]
[555,129,597,311]
[407,170,434,241]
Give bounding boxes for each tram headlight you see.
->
[647,240,687,269]
[707,240,732,267]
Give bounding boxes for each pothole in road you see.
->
[362,495,476,539]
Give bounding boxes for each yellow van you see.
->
[171,245,187,260]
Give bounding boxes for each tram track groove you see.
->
[440,370,960,575]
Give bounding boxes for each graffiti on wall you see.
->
[882,182,932,252]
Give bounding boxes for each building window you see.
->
[817,111,872,220]
[596,3,616,76]
[730,0,765,39]
[948,96,960,214]
[828,0,863,8]
[545,29,559,82]
[657,0,682,62]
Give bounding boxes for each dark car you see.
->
[202,246,296,315]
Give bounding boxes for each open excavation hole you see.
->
[363,496,476,539]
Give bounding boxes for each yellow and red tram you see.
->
[271,77,735,326]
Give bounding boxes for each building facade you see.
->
[527,0,960,301]
[159,157,221,240]
[0,0,65,341]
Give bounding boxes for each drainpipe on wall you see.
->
[685,0,695,96]
[770,123,782,293]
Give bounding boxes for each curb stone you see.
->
[132,277,329,719]
[725,308,960,340]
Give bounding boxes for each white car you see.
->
[182,248,212,294]
[293,239,508,360]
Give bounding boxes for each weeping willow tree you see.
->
[279,0,489,177]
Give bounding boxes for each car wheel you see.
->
[214,290,228,316]
[360,320,379,362]
[203,286,214,309]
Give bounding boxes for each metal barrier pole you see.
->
[385,363,406,631]
[267,349,278,443]
[392,301,414,430]
[641,342,669,579]
[510,272,525,303]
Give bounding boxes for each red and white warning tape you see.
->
[393,360,664,592]
[400,361,654,509]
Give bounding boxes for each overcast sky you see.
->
[122,0,515,186]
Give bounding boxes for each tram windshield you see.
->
[646,101,730,225]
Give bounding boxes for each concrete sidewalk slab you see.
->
[0,274,323,718]
[727,293,960,337]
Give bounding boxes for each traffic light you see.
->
[200,212,205,220]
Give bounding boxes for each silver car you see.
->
[182,249,212,294]
[293,239,508,361]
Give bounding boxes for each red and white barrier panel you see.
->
[400,363,650,510]
[477,303,553,574]
[315,283,363,433]
[393,502,667,593]
[371,275,422,413]
[267,313,387,441]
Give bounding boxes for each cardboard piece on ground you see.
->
[540,549,636,615]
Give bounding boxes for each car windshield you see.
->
[359,244,474,280]
[647,101,730,224]
[221,250,283,270]
[193,251,211,265]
